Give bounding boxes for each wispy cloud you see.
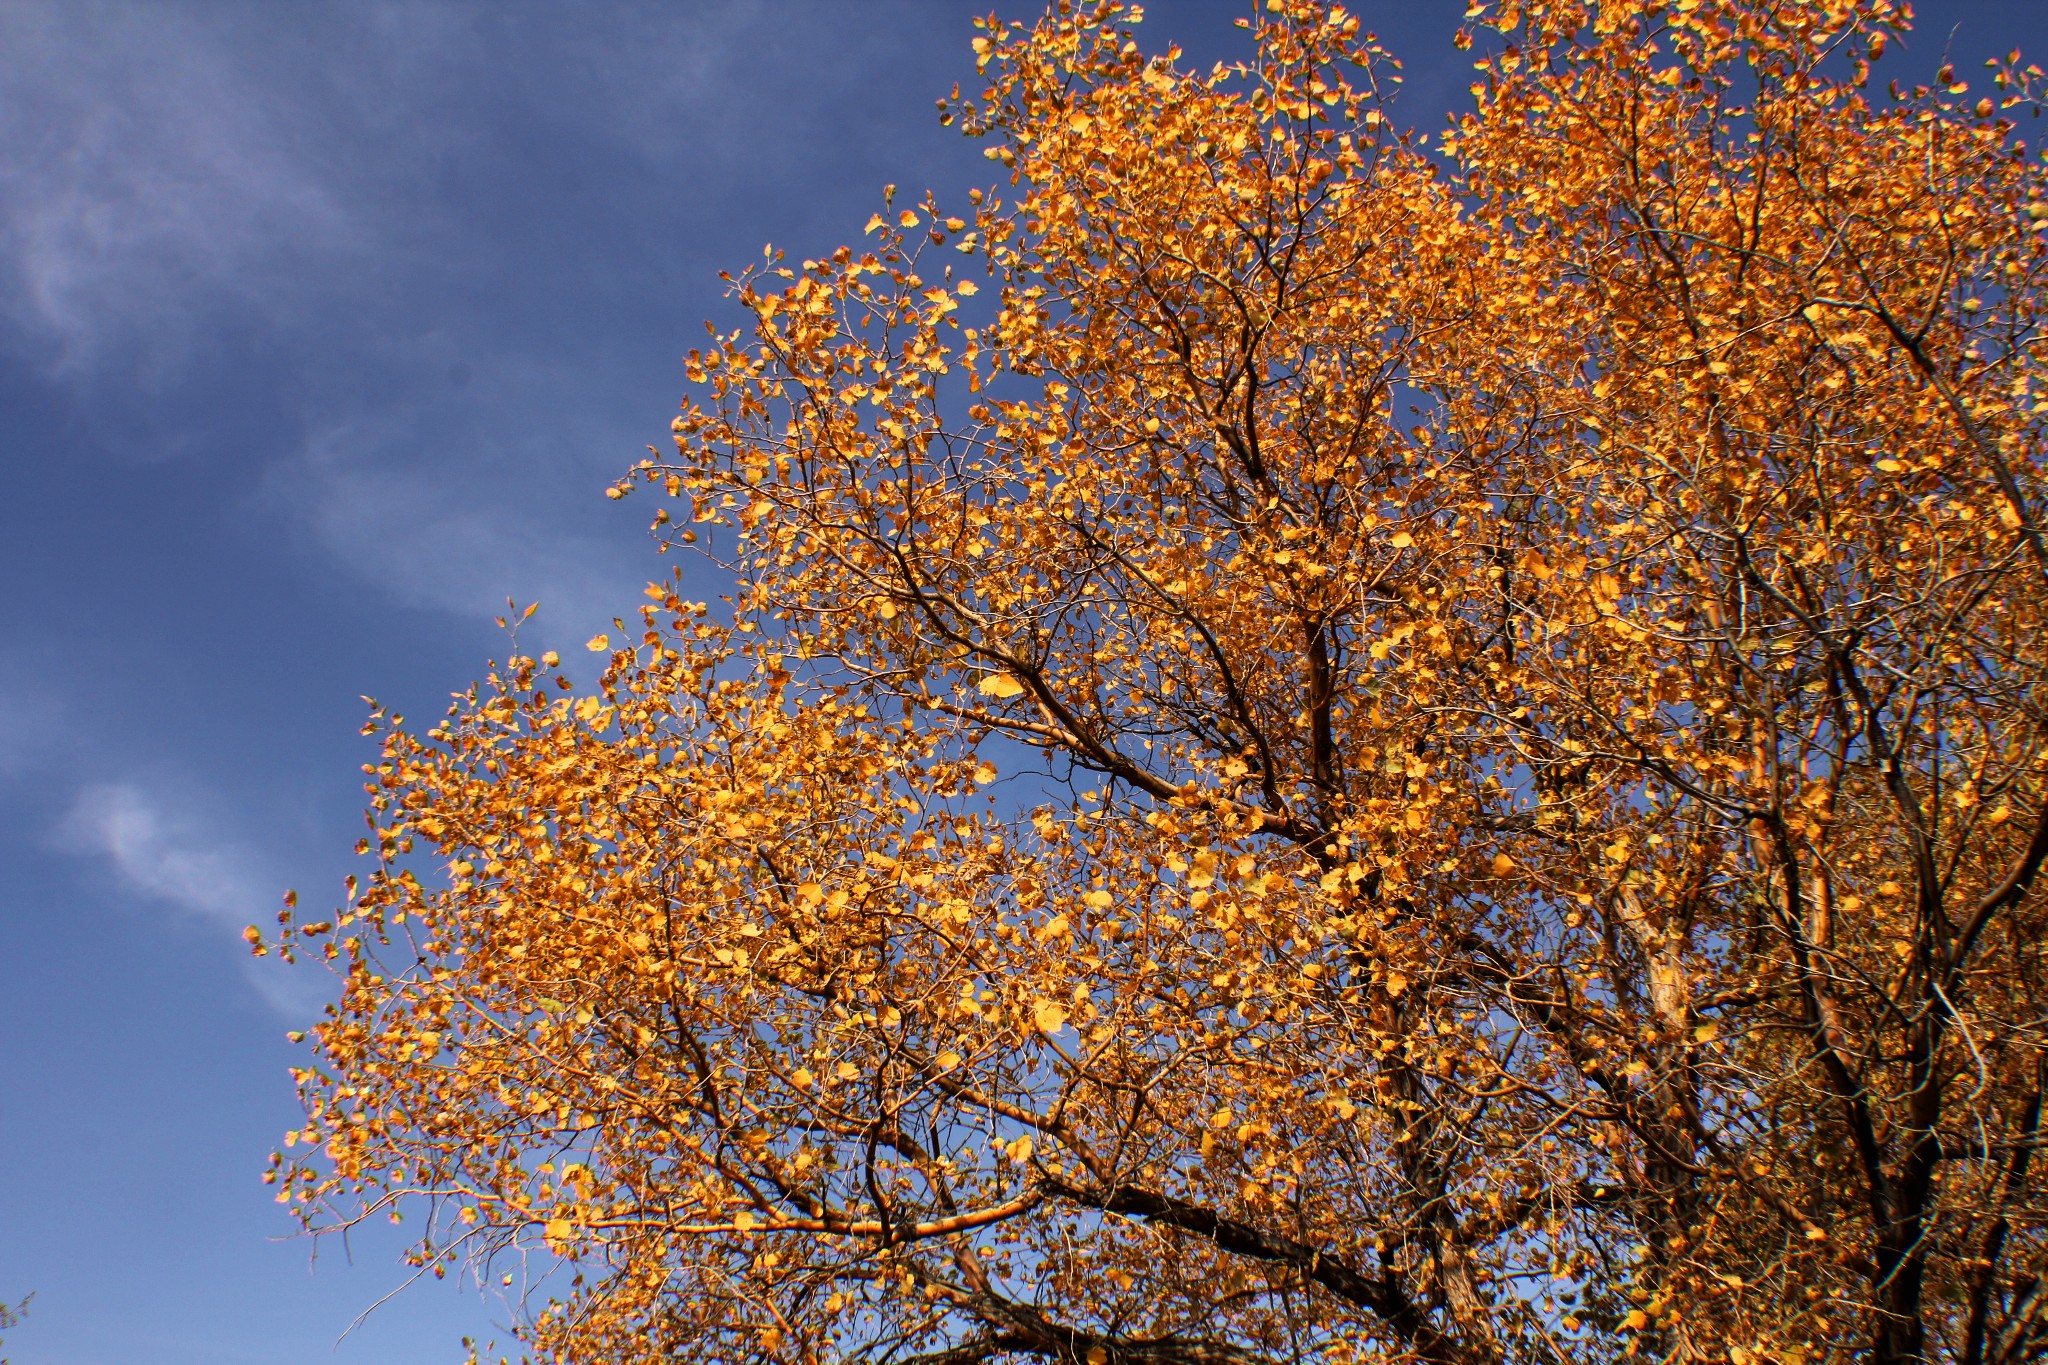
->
[0,4,363,373]
[270,374,655,634]
[0,0,966,637]
[55,780,321,1013]
[59,781,269,928]
[0,0,948,379]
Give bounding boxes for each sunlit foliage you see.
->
[264,3,2048,1362]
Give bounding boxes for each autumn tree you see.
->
[265,3,2048,1363]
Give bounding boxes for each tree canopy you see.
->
[264,3,2048,1363]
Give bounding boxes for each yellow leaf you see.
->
[955,279,979,295]
[973,762,998,784]
[1390,531,1414,549]
[865,213,887,235]
[1032,999,1067,1034]
[585,634,609,652]
[545,1218,573,1243]
[979,673,1025,699]
[899,209,920,228]
[1491,853,1515,876]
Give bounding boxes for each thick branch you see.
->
[1042,1176,1478,1365]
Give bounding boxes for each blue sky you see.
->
[1,3,2040,1362]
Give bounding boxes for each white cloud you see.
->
[0,4,363,372]
[272,376,651,633]
[55,779,328,1015]
[0,0,974,638]
[59,781,268,928]
[0,0,921,378]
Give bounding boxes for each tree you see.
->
[265,3,2048,1362]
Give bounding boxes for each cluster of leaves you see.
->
[263,2,2048,1363]
[0,1293,31,1365]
